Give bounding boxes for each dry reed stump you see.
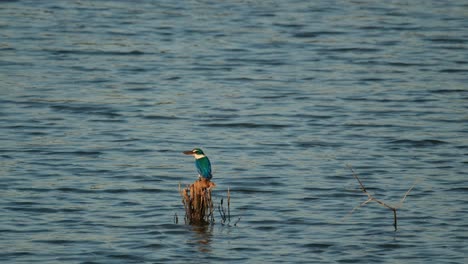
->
[179,178,216,225]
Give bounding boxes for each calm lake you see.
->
[1,0,467,263]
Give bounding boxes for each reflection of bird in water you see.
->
[183,148,213,180]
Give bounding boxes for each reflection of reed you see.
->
[191,224,213,253]
[179,179,216,225]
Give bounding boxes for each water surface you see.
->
[1,1,467,263]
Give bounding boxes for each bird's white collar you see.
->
[193,153,206,159]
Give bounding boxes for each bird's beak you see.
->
[183,150,193,155]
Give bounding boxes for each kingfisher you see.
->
[183,148,213,180]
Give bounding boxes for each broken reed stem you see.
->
[217,187,237,226]
[218,198,226,223]
[345,164,416,231]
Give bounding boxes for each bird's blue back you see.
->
[195,156,212,180]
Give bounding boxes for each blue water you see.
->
[1,0,467,263]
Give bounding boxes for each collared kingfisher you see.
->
[183,148,213,180]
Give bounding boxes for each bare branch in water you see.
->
[341,198,373,221]
[345,164,416,231]
[396,180,418,209]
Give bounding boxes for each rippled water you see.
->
[1,0,467,263]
